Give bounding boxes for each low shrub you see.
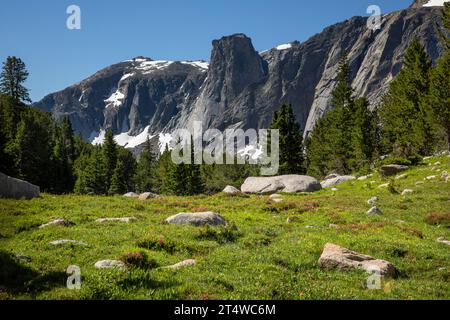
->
[119,251,158,269]
[136,235,176,253]
[425,213,450,227]
[195,223,241,244]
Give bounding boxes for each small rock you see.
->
[318,243,396,277]
[423,156,432,161]
[222,185,241,195]
[39,219,74,229]
[434,162,441,166]
[325,173,340,180]
[437,237,450,246]
[15,254,31,262]
[331,188,338,192]
[95,260,125,269]
[380,164,409,177]
[378,183,389,189]
[123,192,139,198]
[425,175,436,180]
[415,181,424,186]
[321,175,356,189]
[164,259,196,270]
[269,193,283,199]
[96,217,136,223]
[329,224,340,229]
[49,239,87,246]
[401,189,414,196]
[139,192,159,200]
[305,225,318,229]
[395,174,407,180]
[367,196,378,205]
[271,198,283,203]
[164,212,226,227]
[367,206,382,215]
[357,175,368,181]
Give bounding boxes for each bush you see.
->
[195,223,241,244]
[387,179,399,194]
[425,213,450,227]
[136,235,176,254]
[380,157,411,166]
[119,251,158,269]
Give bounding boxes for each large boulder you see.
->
[164,212,226,227]
[321,175,356,188]
[240,175,321,194]
[379,165,409,177]
[0,172,40,200]
[318,243,396,277]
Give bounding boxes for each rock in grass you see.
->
[164,259,196,270]
[329,224,340,229]
[49,239,87,246]
[401,189,414,196]
[269,193,283,199]
[241,175,321,194]
[96,217,136,223]
[0,172,40,200]
[425,175,436,180]
[321,175,356,188]
[222,185,241,195]
[367,196,378,205]
[367,206,382,215]
[437,237,450,246]
[15,254,31,262]
[95,260,125,269]
[138,192,159,200]
[324,173,340,180]
[395,174,407,180]
[271,198,283,203]
[380,164,409,177]
[123,192,139,198]
[318,243,396,277]
[378,183,389,189]
[164,212,226,227]
[39,219,74,229]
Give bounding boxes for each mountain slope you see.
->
[34,2,446,148]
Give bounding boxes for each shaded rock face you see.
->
[318,243,396,277]
[164,212,226,226]
[0,172,40,200]
[34,5,445,148]
[241,175,321,194]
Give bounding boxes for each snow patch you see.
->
[276,43,292,51]
[120,73,134,82]
[158,133,173,154]
[104,89,125,108]
[136,60,173,74]
[92,130,106,145]
[91,126,154,149]
[423,0,449,6]
[180,61,209,71]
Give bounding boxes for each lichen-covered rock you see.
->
[164,212,226,226]
[318,243,396,277]
[241,175,321,194]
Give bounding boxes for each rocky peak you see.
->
[209,33,266,99]
[410,0,430,8]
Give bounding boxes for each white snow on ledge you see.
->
[180,61,209,71]
[91,126,154,149]
[423,0,449,6]
[276,43,292,51]
[104,89,125,108]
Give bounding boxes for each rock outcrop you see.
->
[241,175,321,194]
[380,165,409,176]
[321,175,356,188]
[318,243,396,277]
[164,212,226,226]
[0,172,40,200]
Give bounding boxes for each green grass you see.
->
[0,155,449,300]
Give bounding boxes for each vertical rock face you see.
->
[0,172,40,199]
[34,3,446,151]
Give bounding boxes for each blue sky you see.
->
[0,0,412,101]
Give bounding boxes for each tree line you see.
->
[0,5,448,195]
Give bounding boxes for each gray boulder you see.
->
[321,175,356,188]
[164,212,226,227]
[222,185,241,195]
[0,172,40,200]
[39,219,74,229]
[318,243,396,277]
[123,192,139,198]
[96,217,136,223]
[139,192,159,200]
[163,259,196,270]
[241,175,321,194]
[95,260,125,269]
[49,239,87,246]
[380,165,409,177]
[367,206,383,215]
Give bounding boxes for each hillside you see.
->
[1,154,448,300]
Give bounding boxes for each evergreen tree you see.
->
[188,137,205,195]
[269,104,305,174]
[108,159,127,195]
[379,38,434,157]
[158,146,175,194]
[83,147,107,195]
[102,130,118,190]
[135,138,156,193]
[0,56,31,103]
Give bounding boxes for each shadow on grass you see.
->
[0,250,67,295]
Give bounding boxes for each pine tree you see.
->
[108,159,127,195]
[158,146,175,194]
[84,147,107,195]
[0,56,31,103]
[269,104,305,174]
[379,38,434,157]
[135,138,156,193]
[102,130,118,190]
[188,137,205,195]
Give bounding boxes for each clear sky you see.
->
[0,0,413,102]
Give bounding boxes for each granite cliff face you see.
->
[34,1,446,149]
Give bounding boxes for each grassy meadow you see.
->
[0,155,449,300]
